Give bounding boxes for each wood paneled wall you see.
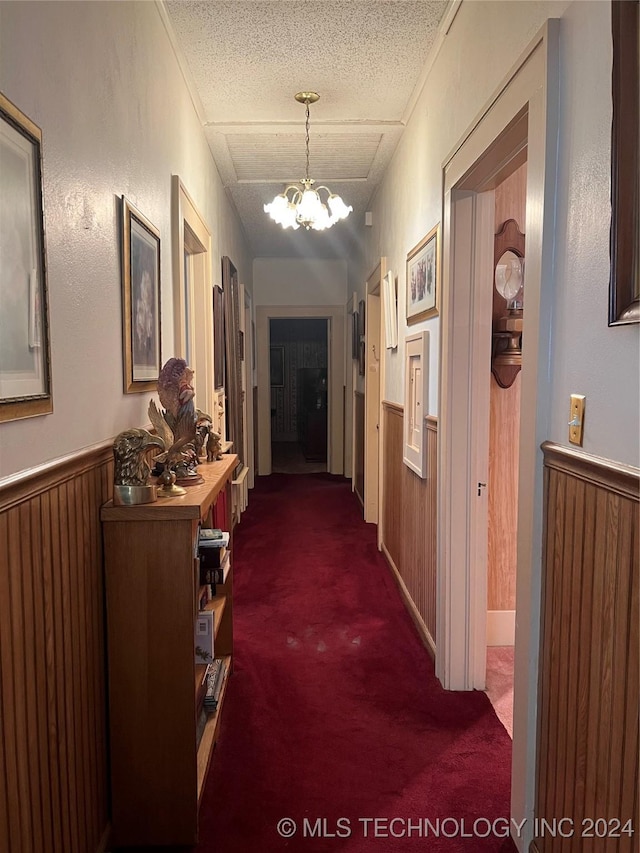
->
[354,391,365,506]
[489,163,526,613]
[532,442,639,853]
[381,402,437,651]
[0,445,112,853]
[488,372,520,610]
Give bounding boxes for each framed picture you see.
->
[213,284,225,389]
[358,299,366,339]
[403,331,430,478]
[0,92,53,422]
[270,345,284,387]
[609,0,639,325]
[358,339,365,377]
[121,197,161,393]
[406,223,440,324]
[351,310,359,359]
[382,269,398,349]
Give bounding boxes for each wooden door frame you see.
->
[171,176,213,416]
[363,261,385,527]
[437,22,560,852]
[256,305,345,476]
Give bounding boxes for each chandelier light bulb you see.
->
[263,92,352,232]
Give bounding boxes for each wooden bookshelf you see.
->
[197,654,232,804]
[101,455,237,848]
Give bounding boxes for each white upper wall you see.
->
[365,0,639,467]
[0,0,252,479]
[253,258,348,306]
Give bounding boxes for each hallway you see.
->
[197,474,515,852]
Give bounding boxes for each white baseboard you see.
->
[486,609,515,646]
[381,543,436,659]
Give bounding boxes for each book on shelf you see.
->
[195,662,211,715]
[199,530,229,549]
[204,657,228,712]
[198,584,212,611]
[199,552,230,587]
[199,528,224,542]
[194,610,215,664]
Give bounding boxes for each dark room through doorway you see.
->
[269,318,329,474]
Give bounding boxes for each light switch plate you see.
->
[569,394,586,446]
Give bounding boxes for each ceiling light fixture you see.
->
[264,92,352,231]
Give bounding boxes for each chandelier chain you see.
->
[305,101,310,180]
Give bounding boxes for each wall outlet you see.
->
[568,394,586,446]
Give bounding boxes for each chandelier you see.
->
[264,92,352,231]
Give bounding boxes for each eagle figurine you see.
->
[113,428,165,486]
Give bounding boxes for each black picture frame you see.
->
[609,0,639,325]
[352,310,359,359]
[213,284,225,389]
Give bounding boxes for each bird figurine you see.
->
[113,428,165,486]
[148,399,194,470]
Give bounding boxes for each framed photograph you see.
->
[122,197,161,393]
[403,331,430,478]
[358,299,366,340]
[609,0,639,325]
[270,345,284,387]
[406,223,440,324]
[213,284,225,389]
[351,310,359,359]
[358,340,365,377]
[382,269,398,349]
[0,93,53,422]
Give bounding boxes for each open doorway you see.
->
[269,318,328,474]
[438,24,559,850]
[485,161,527,739]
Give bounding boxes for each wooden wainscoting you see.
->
[532,442,639,853]
[381,402,437,655]
[354,391,365,507]
[0,444,113,853]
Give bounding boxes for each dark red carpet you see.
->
[197,474,517,852]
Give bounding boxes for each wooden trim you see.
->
[382,399,403,415]
[382,543,436,659]
[381,401,438,431]
[0,439,113,512]
[541,441,639,501]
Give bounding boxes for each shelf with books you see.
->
[196,654,232,803]
[101,455,237,848]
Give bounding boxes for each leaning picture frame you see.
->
[406,223,440,324]
[609,0,639,325]
[121,196,161,394]
[213,284,225,390]
[0,92,53,422]
[351,310,359,359]
[382,269,398,349]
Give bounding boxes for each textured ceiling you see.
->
[163,0,451,259]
